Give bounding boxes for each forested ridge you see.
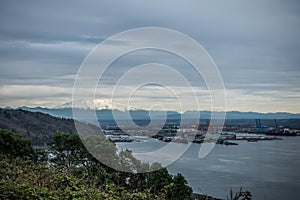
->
[0,108,100,145]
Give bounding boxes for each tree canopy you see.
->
[0,129,33,158]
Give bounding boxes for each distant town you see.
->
[102,118,300,145]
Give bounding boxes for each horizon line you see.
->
[2,105,300,115]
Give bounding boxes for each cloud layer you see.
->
[0,0,299,112]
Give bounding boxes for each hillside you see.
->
[0,108,101,145]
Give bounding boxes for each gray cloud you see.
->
[0,0,299,112]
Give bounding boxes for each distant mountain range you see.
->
[1,108,300,146]
[14,106,300,120]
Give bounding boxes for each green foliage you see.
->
[168,173,193,200]
[82,134,119,170]
[146,164,192,199]
[0,129,33,159]
[0,130,250,200]
[0,157,165,199]
[45,132,193,199]
[47,132,118,186]
[146,164,173,193]
[47,132,85,169]
[47,132,119,170]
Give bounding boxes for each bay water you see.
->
[117,136,300,199]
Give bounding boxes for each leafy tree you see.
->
[117,149,150,191]
[167,173,192,200]
[48,132,80,169]
[47,132,126,187]
[146,164,192,199]
[81,134,119,171]
[0,129,33,158]
[146,163,173,194]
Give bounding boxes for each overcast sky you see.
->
[0,0,299,113]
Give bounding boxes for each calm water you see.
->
[117,136,300,200]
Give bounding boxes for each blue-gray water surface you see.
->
[117,136,300,200]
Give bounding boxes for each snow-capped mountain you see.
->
[55,99,138,111]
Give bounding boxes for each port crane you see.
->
[196,119,210,131]
[255,118,264,134]
[255,119,296,136]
